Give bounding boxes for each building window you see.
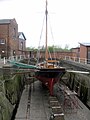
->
[13,28,16,38]
[2,50,5,53]
[21,42,23,50]
[0,39,5,44]
[13,50,16,55]
[19,34,25,40]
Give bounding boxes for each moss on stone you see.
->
[0,73,25,120]
[0,92,13,120]
[4,75,24,105]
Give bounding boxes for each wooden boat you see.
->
[35,0,66,95]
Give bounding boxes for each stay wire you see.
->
[36,15,45,64]
[48,15,56,60]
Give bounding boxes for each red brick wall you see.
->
[8,19,19,56]
[80,45,87,59]
[0,19,26,58]
[0,24,8,37]
[0,24,8,57]
[32,51,73,60]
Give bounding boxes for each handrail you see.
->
[0,55,90,65]
[64,56,89,64]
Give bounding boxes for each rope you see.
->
[36,11,57,63]
[36,15,45,64]
[48,15,56,59]
[48,49,52,60]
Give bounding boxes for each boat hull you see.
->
[35,68,66,95]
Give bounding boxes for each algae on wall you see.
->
[0,73,25,120]
[0,92,13,120]
[0,79,13,120]
[62,72,90,106]
[4,75,24,105]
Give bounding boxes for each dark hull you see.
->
[35,68,66,95]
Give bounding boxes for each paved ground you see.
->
[15,81,90,120]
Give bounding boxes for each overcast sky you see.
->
[0,0,90,48]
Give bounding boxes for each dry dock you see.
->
[15,81,51,120]
[15,81,90,120]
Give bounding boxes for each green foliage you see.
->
[26,47,38,51]
[48,45,62,52]
[26,44,70,52]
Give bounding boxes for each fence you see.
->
[64,56,88,64]
[0,55,29,65]
[0,55,90,65]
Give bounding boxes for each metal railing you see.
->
[64,56,88,64]
[0,55,90,65]
[0,55,29,65]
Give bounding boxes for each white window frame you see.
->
[0,39,5,44]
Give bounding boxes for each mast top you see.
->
[45,0,48,15]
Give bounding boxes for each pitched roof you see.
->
[0,19,11,24]
[79,43,90,47]
[0,18,17,24]
[71,47,80,49]
[18,32,26,40]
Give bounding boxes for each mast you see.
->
[45,0,48,67]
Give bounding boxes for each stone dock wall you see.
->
[0,67,25,120]
[60,60,90,107]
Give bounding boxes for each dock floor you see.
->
[15,81,51,120]
[15,81,90,120]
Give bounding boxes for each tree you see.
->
[26,45,70,52]
[64,44,69,51]
[26,47,38,51]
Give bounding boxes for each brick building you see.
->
[79,43,90,63]
[71,47,80,58]
[0,18,26,58]
[33,50,73,60]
